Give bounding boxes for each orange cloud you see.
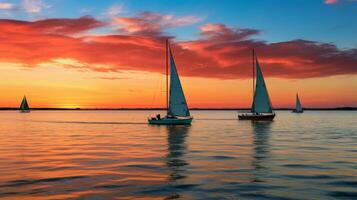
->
[0,16,356,80]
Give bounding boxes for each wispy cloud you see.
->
[22,0,48,13]
[106,4,125,17]
[96,76,127,80]
[80,8,92,15]
[325,0,357,4]
[200,23,260,41]
[0,2,15,10]
[325,0,338,4]
[113,12,202,36]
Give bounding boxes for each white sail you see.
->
[296,94,303,112]
[168,49,190,117]
[252,58,273,113]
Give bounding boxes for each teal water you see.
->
[0,110,356,199]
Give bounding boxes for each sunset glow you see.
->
[0,0,356,108]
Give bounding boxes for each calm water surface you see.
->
[0,110,356,199]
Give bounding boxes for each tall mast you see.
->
[252,49,255,99]
[166,39,169,112]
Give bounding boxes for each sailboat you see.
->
[238,50,275,120]
[148,40,193,125]
[292,93,303,113]
[20,95,30,113]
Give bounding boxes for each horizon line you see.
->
[0,107,356,111]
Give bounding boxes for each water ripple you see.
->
[1,176,87,188]
[0,110,356,199]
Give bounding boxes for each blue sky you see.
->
[1,0,357,48]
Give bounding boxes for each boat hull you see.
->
[148,117,193,125]
[292,110,303,113]
[238,113,275,121]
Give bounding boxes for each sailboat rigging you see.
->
[238,50,275,120]
[148,40,193,125]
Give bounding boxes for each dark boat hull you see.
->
[148,116,193,125]
[238,113,275,121]
[292,110,303,113]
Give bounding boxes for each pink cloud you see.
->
[0,16,356,80]
[325,0,338,4]
[324,0,357,4]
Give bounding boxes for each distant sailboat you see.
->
[293,93,303,113]
[20,96,30,113]
[148,40,193,125]
[238,50,275,120]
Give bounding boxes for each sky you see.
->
[0,0,356,108]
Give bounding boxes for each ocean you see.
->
[0,110,356,199]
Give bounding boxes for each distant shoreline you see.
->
[0,107,355,111]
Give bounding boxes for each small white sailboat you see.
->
[148,40,193,125]
[292,93,303,113]
[238,50,275,120]
[20,95,30,113]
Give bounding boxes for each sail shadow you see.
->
[251,121,272,182]
[166,126,190,180]
[165,125,190,198]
